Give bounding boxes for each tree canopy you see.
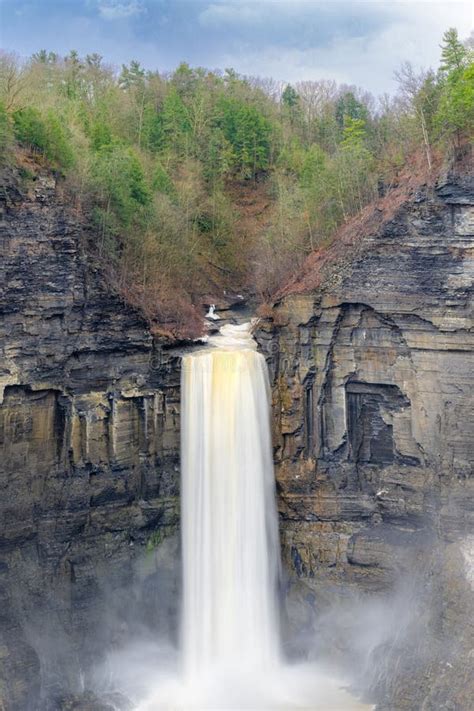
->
[0,28,472,335]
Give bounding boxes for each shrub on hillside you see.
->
[12,106,74,170]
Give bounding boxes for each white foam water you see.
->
[181,324,281,678]
[135,323,372,710]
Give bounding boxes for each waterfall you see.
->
[181,323,280,677]
[134,322,372,710]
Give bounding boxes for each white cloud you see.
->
[199,0,330,27]
[206,1,473,94]
[199,2,264,27]
[98,0,145,20]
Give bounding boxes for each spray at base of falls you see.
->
[135,322,372,710]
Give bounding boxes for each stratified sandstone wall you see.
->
[258,168,474,708]
[0,167,182,709]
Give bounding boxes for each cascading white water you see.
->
[181,322,280,678]
[134,321,372,710]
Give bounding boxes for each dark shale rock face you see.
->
[0,168,182,710]
[1,160,473,710]
[257,168,474,709]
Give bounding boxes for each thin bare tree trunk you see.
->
[419,108,432,171]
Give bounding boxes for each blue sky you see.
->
[1,1,472,93]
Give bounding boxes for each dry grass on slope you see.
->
[277,151,443,299]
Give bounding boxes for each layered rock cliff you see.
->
[1,155,473,710]
[0,164,182,710]
[257,161,474,708]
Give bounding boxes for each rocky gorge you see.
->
[0,154,473,710]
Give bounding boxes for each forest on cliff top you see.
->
[0,28,473,335]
